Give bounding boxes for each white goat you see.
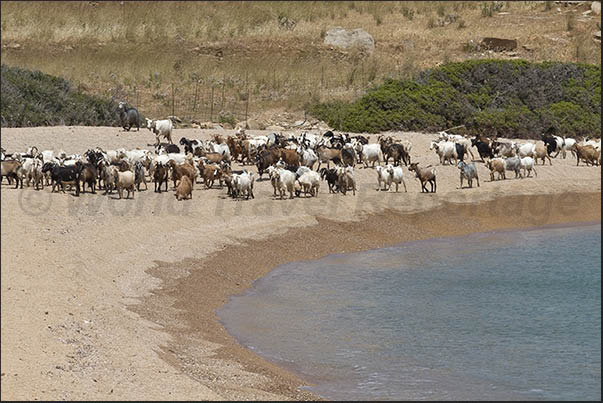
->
[296,170,321,197]
[146,118,174,145]
[375,165,392,191]
[274,168,297,199]
[361,144,383,168]
[387,164,407,193]
[430,140,457,165]
[520,156,537,178]
[232,170,255,200]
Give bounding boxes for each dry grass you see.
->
[1,1,600,121]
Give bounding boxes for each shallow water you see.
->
[218,223,601,401]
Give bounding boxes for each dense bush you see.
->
[308,59,601,139]
[1,64,121,127]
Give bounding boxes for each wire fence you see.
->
[115,70,373,127]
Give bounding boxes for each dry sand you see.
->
[1,126,601,400]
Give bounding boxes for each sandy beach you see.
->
[1,126,600,400]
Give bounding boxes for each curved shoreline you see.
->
[132,191,601,400]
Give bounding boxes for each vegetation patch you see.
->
[308,59,601,139]
[1,64,120,127]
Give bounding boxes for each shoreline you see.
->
[131,191,601,400]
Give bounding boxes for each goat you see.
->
[486,158,506,181]
[134,160,148,191]
[22,157,45,190]
[198,159,222,189]
[409,162,436,193]
[493,141,516,158]
[179,137,204,156]
[375,165,392,191]
[101,163,119,195]
[561,137,577,159]
[278,148,301,167]
[146,118,174,145]
[1,160,24,188]
[316,145,342,170]
[387,164,407,193]
[156,143,180,154]
[296,170,321,197]
[273,167,297,199]
[471,137,494,162]
[384,142,410,166]
[337,166,356,195]
[232,170,255,200]
[118,101,140,131]
[298,146,318,169]
[573,143,600,166]
[520,156,537,178]
[153,162,169,193]
[430,140,458,165]
[457,161,480,188]
[79,162,98,193]
[514,142,536,158]
[208,142,231,162]
[256,148,280,178]
[504,156,523,178]
[533,141,552,165]
[360,144,383,169]
[319,167,340,193]
[114,170,136,199]
[167,160,197,188]
[175,175,193,201]
[42,162,82,195]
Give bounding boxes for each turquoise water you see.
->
[218,223,601,401]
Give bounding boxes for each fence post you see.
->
[171,83,175,117]
[192,81,199,115]
[210,85,214,122]
[221,76,225,111]
[245,71,249,128]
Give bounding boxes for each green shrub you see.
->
[307,59,601,139]
[1,64,120,127]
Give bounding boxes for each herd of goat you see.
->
[1,120,601,202]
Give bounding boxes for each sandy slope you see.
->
[1,126,600,400]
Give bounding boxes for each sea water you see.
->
[218,223,601,401]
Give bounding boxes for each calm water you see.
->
[218,223,601,401]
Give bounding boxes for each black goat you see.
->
[455,143,466,162]
[118,101,140,131]
[153,162,169,193]
[156,143,180,154]
[42,162,82,196]
[471,137,494,161]
[319,167,340,193]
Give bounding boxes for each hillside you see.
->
[309,59,601,138]
[1,1,601,125]
[0,64,120,127]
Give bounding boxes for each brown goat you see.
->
[226,136,244,162]
[199,151,227,164]
[534,141,552,165]
[199,161,222,189]
[79,163,97,193]
[1,160,24,188]
[167,160,197,188]
[409,162,436,193]
[175,175,193,200]
[574,144,600,166]
[277,148,300,166]
[486,158,506,181]
[316,145,342,170]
